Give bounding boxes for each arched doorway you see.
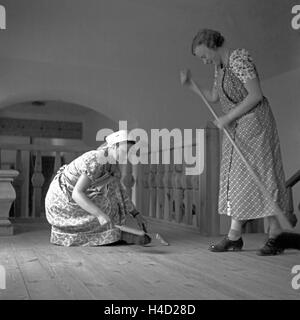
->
[0,99,117,219]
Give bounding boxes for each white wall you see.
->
[83,111,118,149]
[0,101,117,147]
[0,0,299,132]
[262,67,300,233]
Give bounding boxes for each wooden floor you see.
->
[0,220,299,300]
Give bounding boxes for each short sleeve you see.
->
[80,151,104,182]
[229,49,258,84]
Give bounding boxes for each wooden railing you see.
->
[0,143,143,221]
[0,125,221,235]
[134,125,221,235]
[0,143,90,219]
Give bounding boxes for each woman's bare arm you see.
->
[226,77,263,122]
[72,173,111,225]
[202,85,219,103]
[180,68,219,103]
[202,65,220,103]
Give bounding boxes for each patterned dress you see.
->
[45,148,137,246]
[216,48,288,221]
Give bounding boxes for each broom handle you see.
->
[189,79,290,225]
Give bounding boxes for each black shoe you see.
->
[209,236,243,252]
[257,238,284,256]
[286,213,298,228]
[120,232,152,246]
[274,232,300,250]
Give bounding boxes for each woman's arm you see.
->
[215,77,263,128]
[180,69,219,103]
[72,173,111,225]
[225,77,263,122]
[216,49,263,127]
[118,182,148,228]
[202,85,219,103]
[203,65,220,103]
[196,66,219,103]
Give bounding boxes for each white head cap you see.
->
[105,130,136,147]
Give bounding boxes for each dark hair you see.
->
[191,29,224,55]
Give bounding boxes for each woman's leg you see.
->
[228,218,243,240]
[209,217,244,252]
[266,215,283,239]
[257,215,284,255]
[266,215,300,251]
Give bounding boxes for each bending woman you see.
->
[188,29,299,255]
[45,130,147,246]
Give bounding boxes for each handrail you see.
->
[286,170,300,188]
[0,143,91,153]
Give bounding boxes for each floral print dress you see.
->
[215,48,288,220]
[45,148,137,246]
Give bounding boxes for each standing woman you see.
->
[189,29,299,255]
[45,130,147,246]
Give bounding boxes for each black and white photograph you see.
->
[0,0,299,306]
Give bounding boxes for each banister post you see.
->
[31,151,45,218]
[0,170,19,235]
[120,163,135,199]
[199,123,221,236]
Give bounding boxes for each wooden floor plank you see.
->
[7,242,72,300]
[80,246,222,300]
[0,245,30,300]
[33,247,96,300]
[37,245,130,300]
[0,222,299,300]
